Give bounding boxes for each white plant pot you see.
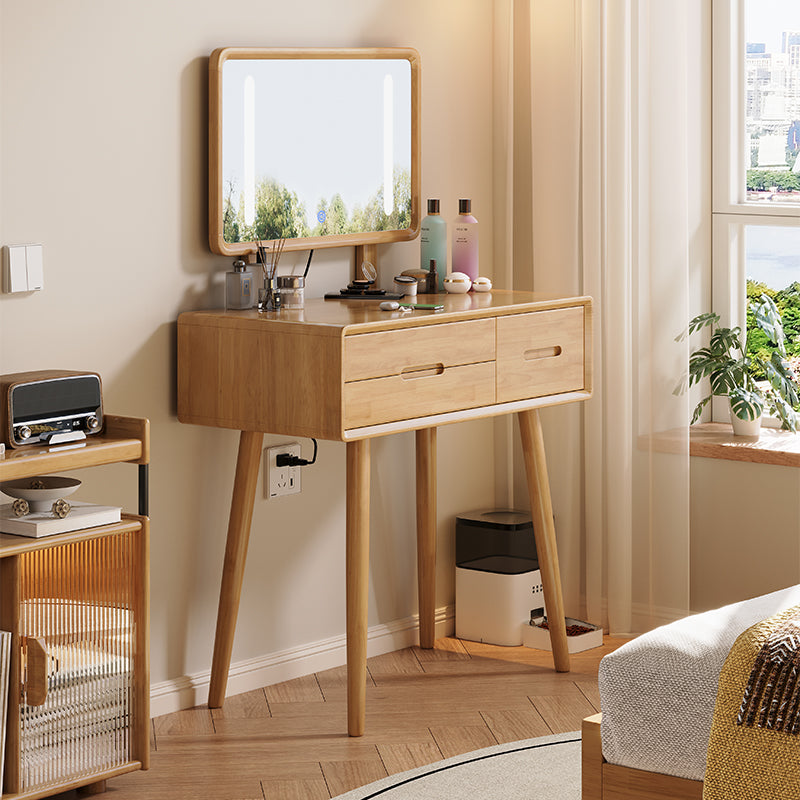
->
[729,406,762,436]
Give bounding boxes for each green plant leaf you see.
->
[675,311,719,342]
[690,395,711,424]
[751,294,787,355]
[709,360,745,395]
[765,389,800,431]
[688,350,716,383]
[709,326,742,356]
[729,386,763,421]
[763,351,800,407]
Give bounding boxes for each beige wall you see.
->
[0,1,499,710]
[691,459,800,612]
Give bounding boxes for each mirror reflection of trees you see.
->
[223,167,411,243]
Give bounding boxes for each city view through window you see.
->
[745,1,800,367]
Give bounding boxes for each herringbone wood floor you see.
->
[56,635,625,800]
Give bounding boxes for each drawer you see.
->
[343,361,496,428]
[343,318,495,381]
[496,307,585,403]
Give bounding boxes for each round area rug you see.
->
[331,730,581,800]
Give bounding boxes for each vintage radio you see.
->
[0,370,103,447]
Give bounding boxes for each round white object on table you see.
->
[443,272,472,294]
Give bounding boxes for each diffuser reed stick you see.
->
[270,236,286,279]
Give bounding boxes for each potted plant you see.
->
[678,294,800,434]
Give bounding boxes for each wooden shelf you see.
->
[0,515,143,558]
[0,415,150,800]
[0,415,149,482]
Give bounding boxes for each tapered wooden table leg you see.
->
[518,409,570,672]
[346,439,370,736]
[208,430,264,708]
[416,428,437,649]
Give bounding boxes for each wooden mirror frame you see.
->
[209,47,421,257]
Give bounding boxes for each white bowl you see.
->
[443,272,472,294]
[472,276,493,292]
[1,476,81,512]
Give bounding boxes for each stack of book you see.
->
[0,502,120,538]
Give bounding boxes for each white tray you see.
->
[521,617,603,653]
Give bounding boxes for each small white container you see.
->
[456,566,545,646]
[277,275,305,309]
[443,271,472,294]
[472,276,493,292]
[394,275,418,297]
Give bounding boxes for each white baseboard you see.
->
[149,604,455,717]
[629,602,689,633]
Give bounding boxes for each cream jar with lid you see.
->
[393,275,418,297]
[277,275,305,309]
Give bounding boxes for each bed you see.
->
[581,584,800,799]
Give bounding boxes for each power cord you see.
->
[276,438,318,467]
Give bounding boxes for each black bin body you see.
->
[455,509,538,575]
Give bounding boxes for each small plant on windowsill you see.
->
[677,294,800,435]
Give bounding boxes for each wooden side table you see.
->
[0,415,150,799]
[178,290,592,736]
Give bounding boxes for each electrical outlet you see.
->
[266,443,301,498]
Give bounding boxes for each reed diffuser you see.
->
[256,236,286,311]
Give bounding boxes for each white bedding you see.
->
[598,584,800,781]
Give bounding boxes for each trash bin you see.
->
[455,509,546,646]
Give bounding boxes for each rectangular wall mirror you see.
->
[209,47,421,256]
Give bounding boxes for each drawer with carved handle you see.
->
[343,318,495,381]
[343,319,496,427]
[496,307,585,403]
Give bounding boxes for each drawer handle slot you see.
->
[400,363,445,380]
[523,345,562,361]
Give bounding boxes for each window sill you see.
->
[646,423,800,467]
[689,423,800,467]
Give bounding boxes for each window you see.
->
[713,0,800,424]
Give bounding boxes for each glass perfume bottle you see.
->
[225,259,254,309]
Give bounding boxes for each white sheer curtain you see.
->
[494,0,696,634]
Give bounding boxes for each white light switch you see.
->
[6,246,28,292]
[3,244,43,292]
[25,245,43,290]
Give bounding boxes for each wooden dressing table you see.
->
[177,289,592,736]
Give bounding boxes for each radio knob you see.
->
[18,425,31,441]
[85,415,100,432]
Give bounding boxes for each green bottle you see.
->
[420,199,447,290]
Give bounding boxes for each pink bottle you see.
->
[451,199,479,282]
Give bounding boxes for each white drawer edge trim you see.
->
[342,390,593,440]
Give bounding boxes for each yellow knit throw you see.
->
[703,604,800,799]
